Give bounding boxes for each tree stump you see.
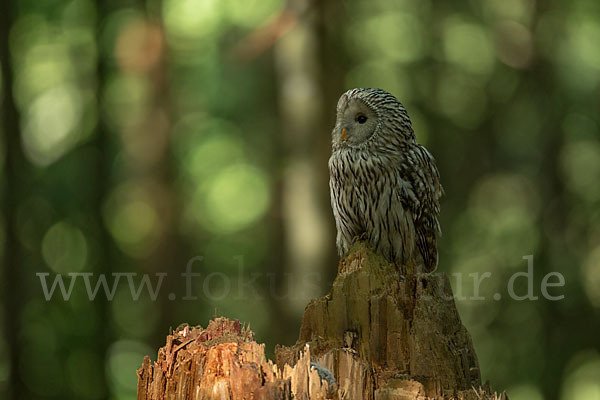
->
[137,243,507,399]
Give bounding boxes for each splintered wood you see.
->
[136,318,331,400]
[137,243,507,400]
[137,318,286,399]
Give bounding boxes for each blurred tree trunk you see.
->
[534,2,588,397]
[123,1,185,344]
[91,0,116,397]
[91,0,183,395]
[314,0,348,281]
[274,0,343,322]
[0,1,26,398]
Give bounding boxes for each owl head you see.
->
[332,88,415,150]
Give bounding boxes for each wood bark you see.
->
[137,243,507,399]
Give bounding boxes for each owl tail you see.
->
[417,231,438,273]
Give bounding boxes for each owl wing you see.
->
[398,145,443,272]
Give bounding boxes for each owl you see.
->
[328,88,443,273]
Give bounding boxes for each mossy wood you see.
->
[137,243,506,399]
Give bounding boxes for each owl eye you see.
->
[356,114,368,124]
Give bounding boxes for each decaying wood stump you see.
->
[137,242,507,399]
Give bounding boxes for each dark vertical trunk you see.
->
[273,0,344,333]
[92,0,114,397]
[0,1,25,398]
[132,0,184,346]
[146,33,183,347]
[315,0,347,281]
[527,3,574,398]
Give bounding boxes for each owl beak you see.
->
[341,128,347,141]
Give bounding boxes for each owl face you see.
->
[332,88,416,151]
[333,95,378,147]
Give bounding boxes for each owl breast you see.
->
[328,148,417,265]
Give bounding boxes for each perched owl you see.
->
[328,88,443,273]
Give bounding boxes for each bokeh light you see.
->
[103,183,160,259]
[350,13,426,64]
[22,85,84,166]
[42,221,88,274]
[560,139,600,204]
[162,0,221,43]
[560,351,600,400]
[443,18,495,75]
[195,164,271,234]
[556,16,600,90]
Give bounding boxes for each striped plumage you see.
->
[328,88,443,272]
